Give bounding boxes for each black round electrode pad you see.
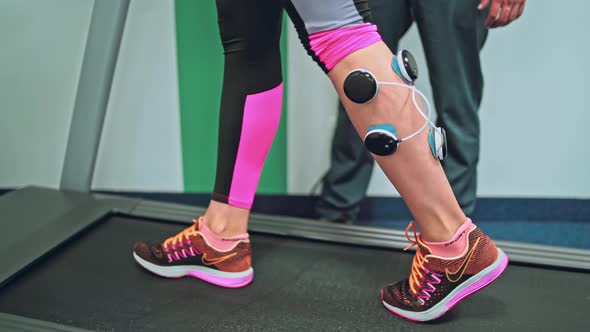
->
[343,70,378,104]
[364,131,399,156]
[401,50,418,82]
[440,127,448,160]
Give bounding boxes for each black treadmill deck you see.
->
[1,216,588,331]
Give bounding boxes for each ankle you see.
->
[420,224,459,243]
[422,219,474,257]
[417,210,466,243]
[198,219,249,251]
[204,219,247,237]
[203,201,249,237]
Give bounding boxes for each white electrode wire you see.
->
[411,85,436,127]
[379,82,434,141]
[402,86,431,141]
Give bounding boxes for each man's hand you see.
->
[478,0,526,28]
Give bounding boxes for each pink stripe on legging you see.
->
[229,83,283,209]
[309,23,382,71]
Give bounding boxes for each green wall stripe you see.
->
[174,0,220,193]
[174,1,287,194]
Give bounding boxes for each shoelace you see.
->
[163,218,200,251]
[403,221,436,301]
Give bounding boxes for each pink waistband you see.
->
[309,23,382,71]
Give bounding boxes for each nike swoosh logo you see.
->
[445,237,481,282]
[202,252,237,266]
[152,247,163,259]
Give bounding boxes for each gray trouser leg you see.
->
[413,0,488,215]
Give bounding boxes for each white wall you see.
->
[478,1,590,197]
[92,0,183,192]
[0,0,94,188]
[0,0,183,192]
[287,1,590,198]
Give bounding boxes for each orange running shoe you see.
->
[381,221,508,322]
[133,218,253,288]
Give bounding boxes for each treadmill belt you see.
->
[0,216,588,331]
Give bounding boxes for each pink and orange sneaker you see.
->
[133,218,253,288]
[381,221,508,322]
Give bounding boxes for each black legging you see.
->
[212,0,373,209]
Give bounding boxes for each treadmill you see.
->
[2,1,589,331]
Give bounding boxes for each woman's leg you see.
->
[132,0,284,288]
[285,0,507,321]
[205,0,285,237]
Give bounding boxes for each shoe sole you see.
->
[133,252,254,288]
[382,248,509,322]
